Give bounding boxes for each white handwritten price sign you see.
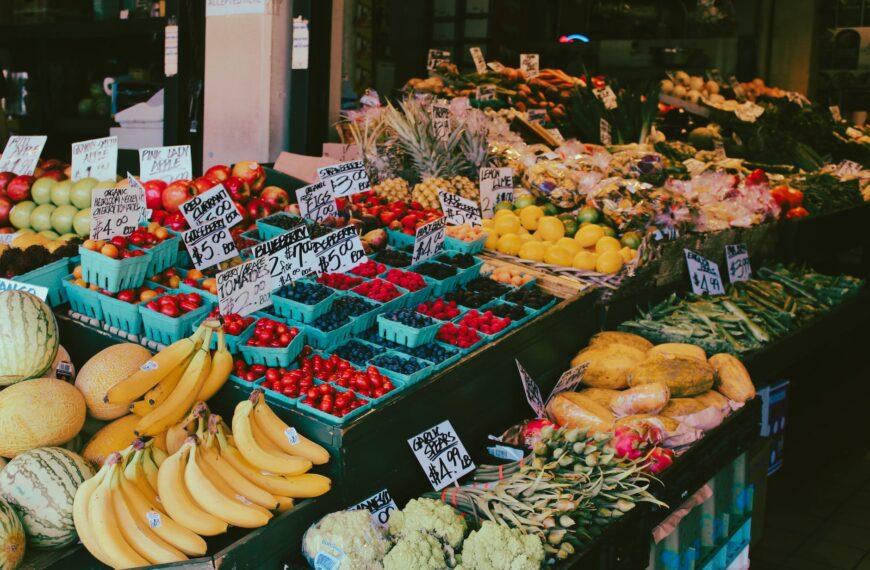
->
[182,219,239,270]
[125,174,150,223]
[593,86,618,110]
[412,216,446,264]
[138,145,193,183]
[725,244,752,283]
[829,105,842,122]
[408,420,475,491]
[316,160,371,198]
[438,190,482,227]
[90,186,144,241]
[684,249,725,295]
[520,53,539,78]
[431,100,451,144]
[312,226,366,275]
[475,84,497,101]
[216,256,272,317]
[71,136,118,181]
[0,234,19,245]
[180,184,242,229]
[487,61,505,72]
[295,181,338,224]
[350,489,398,529]
[527,109,547,124]
[479,167,514,218]
[546,362,590,405]
[600,118,612,145]
[469,46,487,73]
[244,224,315,288]
[516,360,545,418]
[0,278,49,302]
[426,49,451,73]
[0,136,47,176]
[835,160,862,178]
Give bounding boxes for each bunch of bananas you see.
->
[106,321,233,436]
[75,395,331,569]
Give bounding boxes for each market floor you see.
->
[749,325,870,570]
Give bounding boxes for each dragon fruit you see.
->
[612,426,645,460]
[645,446,674,474]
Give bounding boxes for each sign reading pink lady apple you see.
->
[138,145,193,183]
[0,136,47,176]
[71,136,118,181]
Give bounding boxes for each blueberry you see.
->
[333,295,377,318]
[278,282,331,305]
[311,309,351,331]
[398,341,457,364]
[334,340,385,364]
[385,308,435,328]
[371,353,427,375]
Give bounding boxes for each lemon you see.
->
[494,214,521,236]
[556,237,580,256]
[519,205,545,230]
[518,226,530,235]
[481,218,494,229]
[595,236,621,254]
[543,245,573,267]
[575,224,605,247]
[485,231,499,249]
[494,208,515,219]
[596,251,624,274]
[620,231,641,249]
[518,240,546,261]
[619,246,637,263]
[519,234,534,244]
[536,216,565,242]
[602,226,617,238]
[496,233,522,255]
[572,251,598,270]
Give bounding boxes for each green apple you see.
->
[30,204,56,232]
[16,228,34,235]
[31,177,56,205]
[10,201,37,229]
[38,230,59,240]
[51,204,78,235]
[73,208,91,237]
[50,179,73,206]
[70,177,99,209]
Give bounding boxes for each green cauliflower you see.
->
[389,498,467,549]
[457,521,544,570]
[302,510,391,569]
[384,530,449,570]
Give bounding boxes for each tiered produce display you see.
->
[0,58,867,570]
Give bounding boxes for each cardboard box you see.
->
[272,152,340,185]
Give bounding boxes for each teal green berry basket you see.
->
[79,247,151,293]
[238,326,306,367]
[386,229,416,248]
[297,319,354,352]
[368,352,434,385]
[137,233,180,275]
[139,295,214,345]
[295,382,371,425]
[256,213,301,241]
[61,276,104,320]
[98,294,144,336]
[376,314,440,348]
[271,290,337,324]
[15,258,69,307]
[444,234,487,254]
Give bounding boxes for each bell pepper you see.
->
[786,187,804,208]
[745,168,768,186]
[786,206,809,218]
[770,185,790,208]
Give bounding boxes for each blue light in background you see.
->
[559,34,590,43]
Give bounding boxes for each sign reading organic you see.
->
[295,181,338,223]
[89,186,145,241]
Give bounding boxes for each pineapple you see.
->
[373,177,411,202]
[450,175,478,200]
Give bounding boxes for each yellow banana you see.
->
[140,448,160,492]
[117,467,207,557]
[199,440,278,509]
[106,325,206,405]
[215,427,330,498]
[123,450,158,506]
[184,444,272,528]
[73,468,116,567]
[151,443,168,467]
[109,467,187,565]
[156,444,227,536]
[89,456,150,569]
[129,352,194,416]
[232,400,312,476]
[197,327,233,401]
[274,496,295,512]
[251,391,330,464]
[135,329,213,437]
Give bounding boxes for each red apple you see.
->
[192,176,217,195]
[164,212,187,231]
[284,203,301,216]
[247,198,271,220]
[232,161,265,193]
[41,170,67,181]
[161,179,197,213]
[0,197,12,226]
[0,227,14,234]
[143,180,167,210]
[204,164,231,183]
[151,209,169,225]
[6,175,35,203]
[0,172,15,197]
[39,158,65,172]
[63,165,72,179]
[260,185,289,210]
[224,176,251,204]
[234,201,250,225]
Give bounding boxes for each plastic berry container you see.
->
[98,293,144,336]
[79,246,151,293]
[139,294,214,346]
[368,351,434,386]
[376,312,440,349]
[238,322,306,367]
[295,380,371,425]
[61,275,104,321]
[411,261,460,297]
[271,283,337,324]
[15,258,69,307]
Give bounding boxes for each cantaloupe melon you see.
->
[0,496,25,568]
[82,414,140,466]
[74,343,152,420]
[0,291,59,385]
[0,379,87,458]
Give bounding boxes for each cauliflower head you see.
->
[389,498,467,549]
[303,510,390,569]
[384,530,448,570]
[458,521,544,570]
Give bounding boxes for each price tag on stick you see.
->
[593,86,618,110]
[350,489,398,530]
[317,160,371,198]
[244,224,316,288]
[412,217,446,264]
[431,100,451,144]
[126,174,150,224]
[438,190,482,227]
[90,186,145,241]
[295,181,338,224]
[216,256,273,317]
[71,136,118,181]
[520,53,539,78]
[138,145,192,183]
[0,136,47,175]
[725,244,752,283]
[546,362,590,406]
[408,420,475,491]
[516,360,545,418]
[179,184,242,229]
[469,47,487,74]
[684,249,725,295]
[600,118,612,146]
[182,219,239,270]
[311,226,367,275]
[475,84,497,101]
[426,49,451,73]
[479,167,514,218]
